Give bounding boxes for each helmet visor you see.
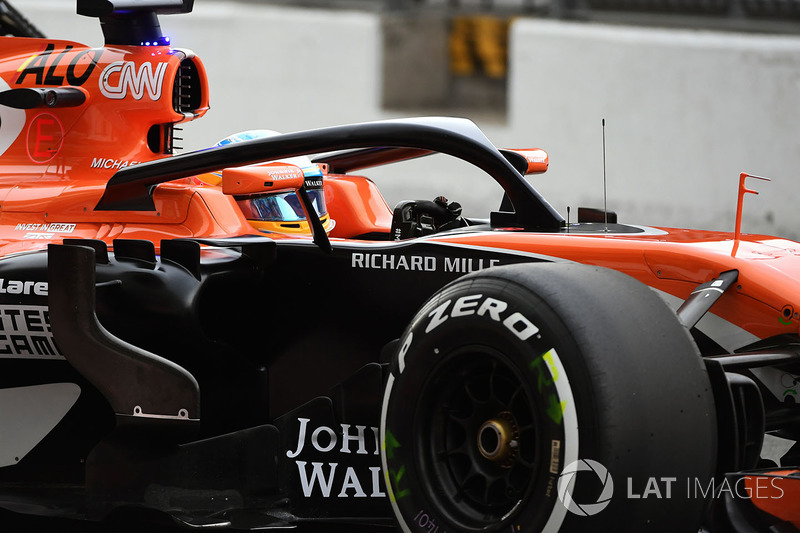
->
[237,189,328,223]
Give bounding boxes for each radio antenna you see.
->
[602,118,608,232]
[566,206,570,232]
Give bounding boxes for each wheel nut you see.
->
[477,412,519,467]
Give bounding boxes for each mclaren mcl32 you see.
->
[0,0,797,530]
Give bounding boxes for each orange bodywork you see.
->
[431,229,800,342]
[325,174,393,239]
[1,34,799,352]
[321,168,800,345]
[744,470,800,527]
[0,36,257,253]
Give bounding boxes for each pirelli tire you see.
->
[380,263,717,532]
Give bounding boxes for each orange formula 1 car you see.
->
[0,1,798,531]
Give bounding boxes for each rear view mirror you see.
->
[500,148,549,175]
[222,162,305,196]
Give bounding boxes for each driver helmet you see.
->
[198,130,334,235]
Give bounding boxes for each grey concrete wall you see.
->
[167,1,385,144]
[382,14,450,109]
[21,1,800,239]
[506,20,800,238]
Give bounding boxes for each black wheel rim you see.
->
[416,346,539,530]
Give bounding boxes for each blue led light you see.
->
[138,37,171,47]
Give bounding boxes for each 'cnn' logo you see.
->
[99,61,168,101]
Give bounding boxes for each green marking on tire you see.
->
[384,430,410,498]
[390,465,410,499]
[385,429,400,460]
[530,350,559,392]
[545,393,566,425]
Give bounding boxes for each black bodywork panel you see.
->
[0,236,548,525]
